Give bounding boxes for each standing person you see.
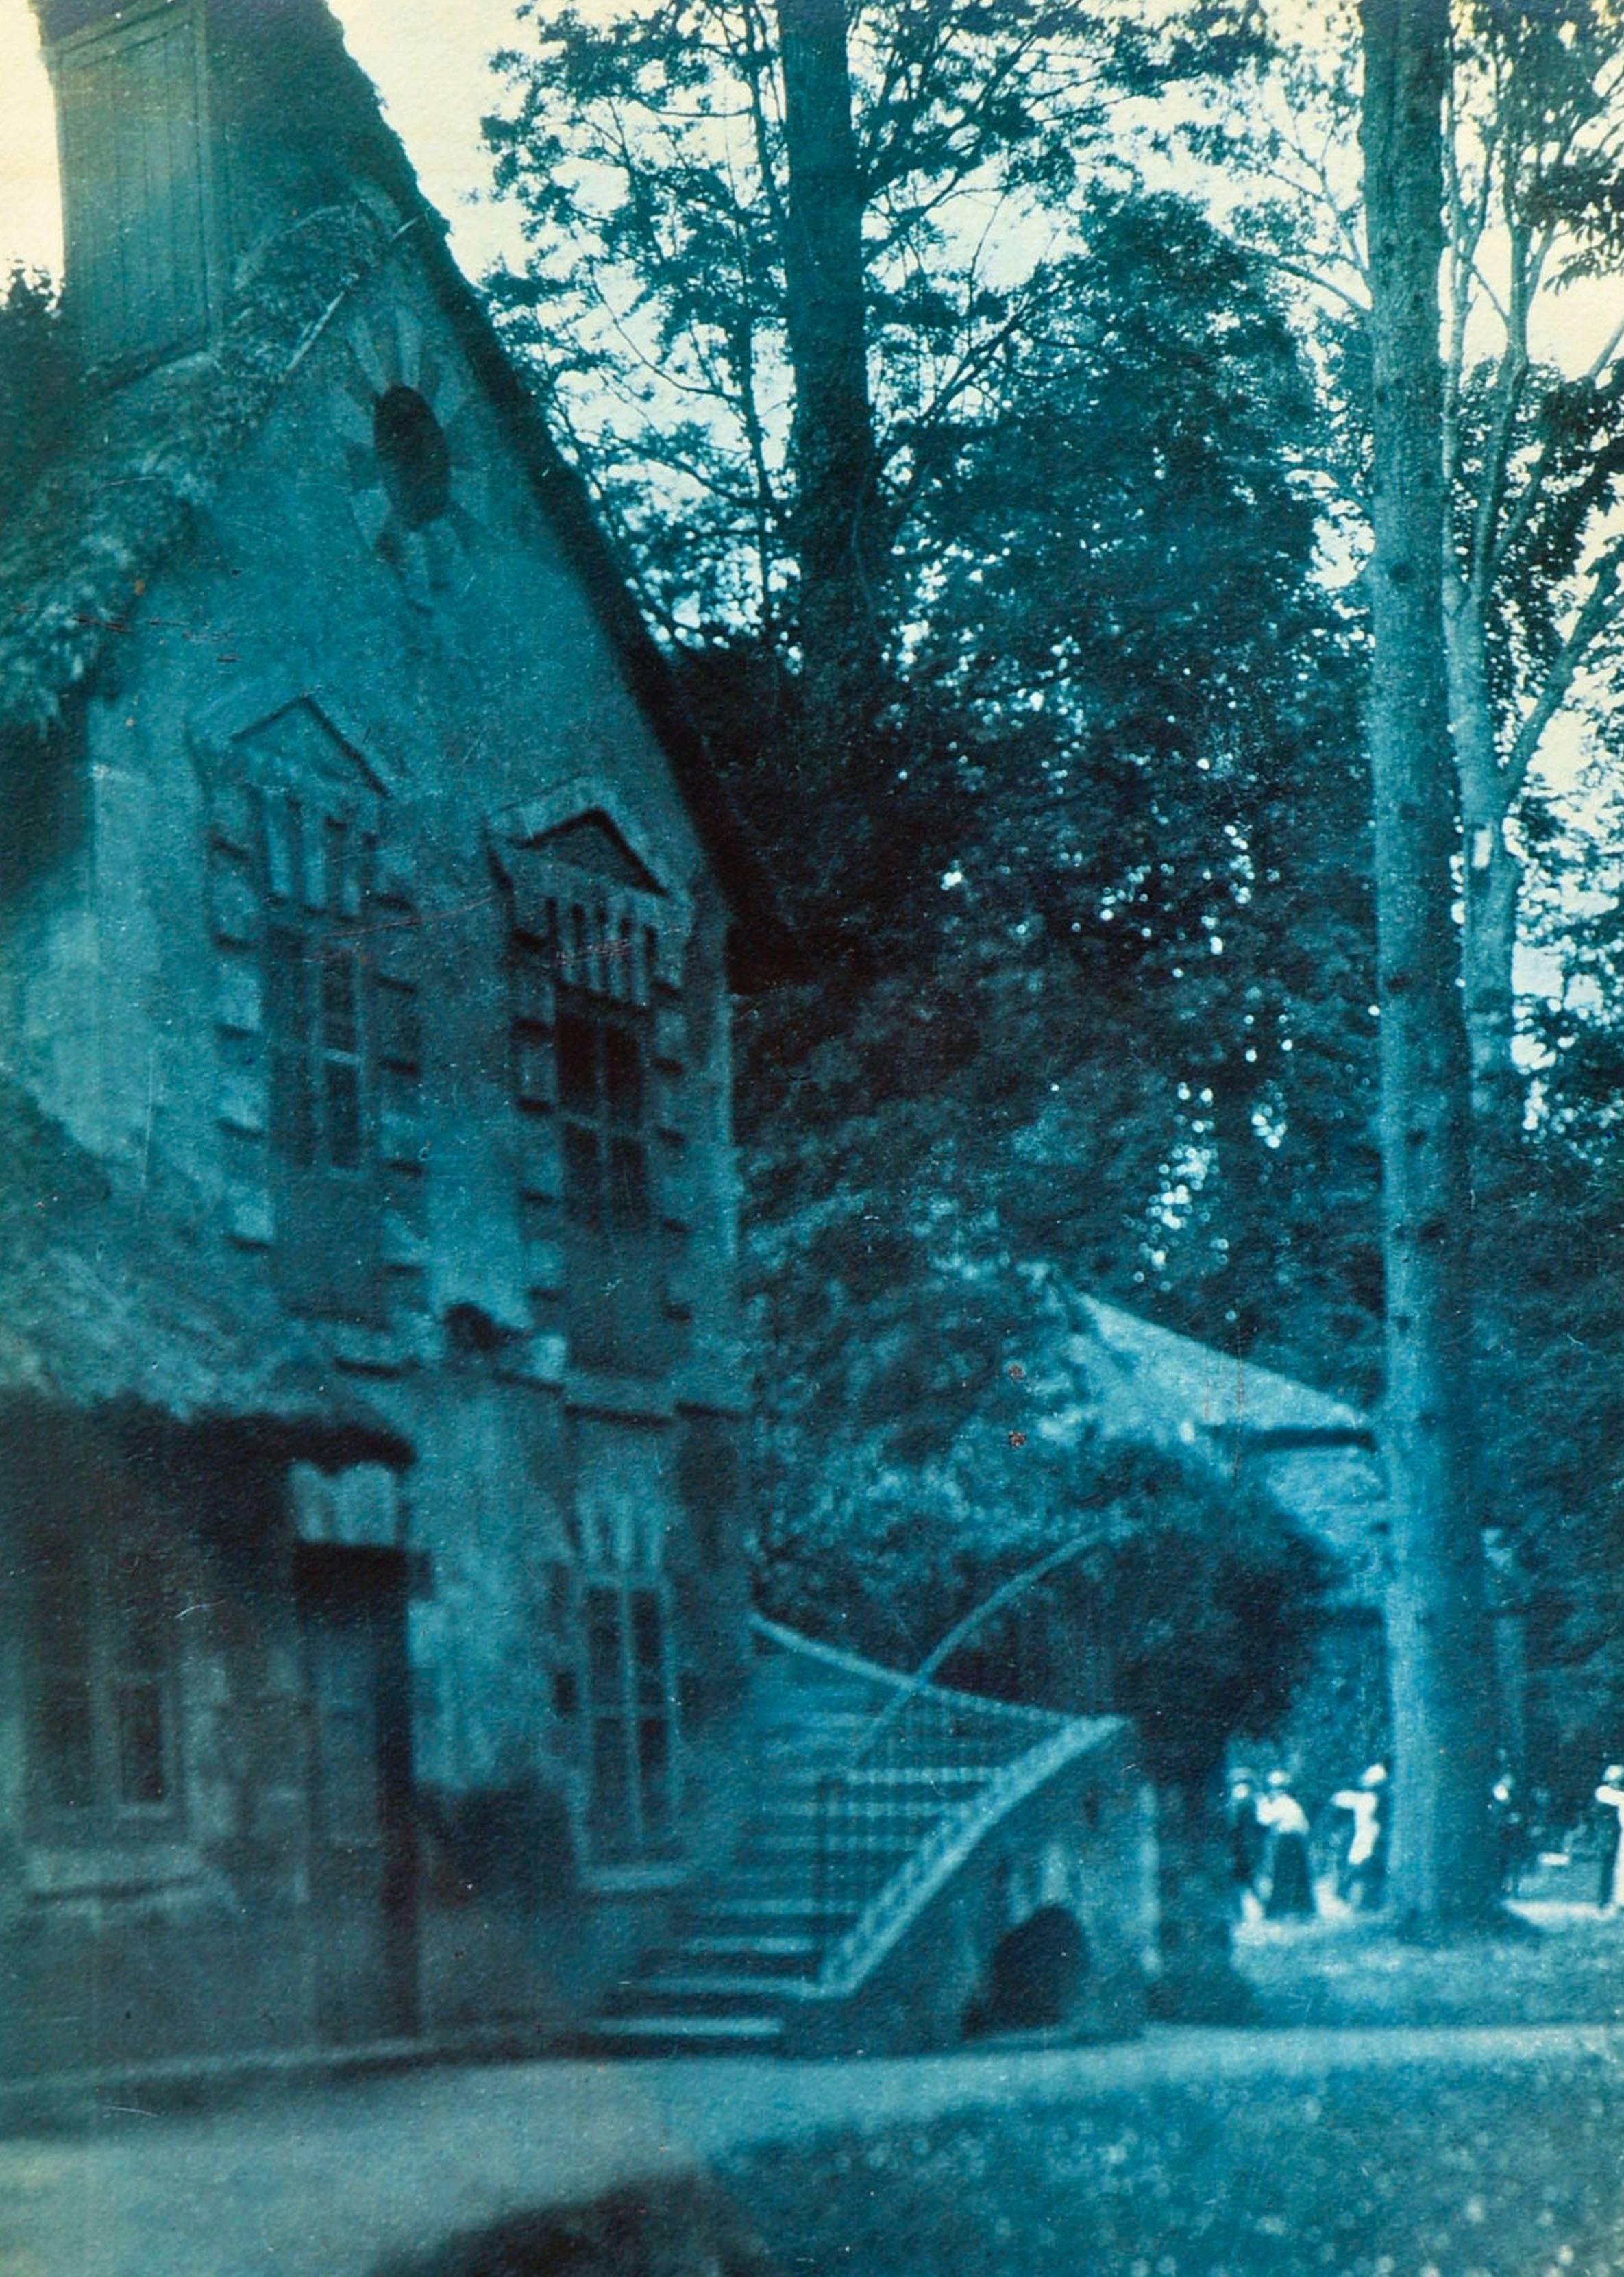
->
[1593,1766,1624,1911]
[1356,1764,1390,1912]
[1331,1763,1388,1911]
[1490,1768,1527,1899]
[1227,1768,1266,1916]
[1259,1770,1315,1920]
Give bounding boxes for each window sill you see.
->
[24,1842,206,1899]
[580,1859,691,1898]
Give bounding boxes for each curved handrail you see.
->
[809,1711,1128,1998]
[831,1529,1105,1777]
[751,1611,1065,1735]
[749,1613,913,1692]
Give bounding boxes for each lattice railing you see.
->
[811,1674,1068,1949]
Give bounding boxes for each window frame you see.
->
[25,1526,184,1840]
[554,988,652,1237]
[580,1570,680,1864]
[255,792,388,1323]
[265,922,372,1183]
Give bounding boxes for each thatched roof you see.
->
[0,1074,395,1441]
[0,201,384,735]
[1,0,779,945]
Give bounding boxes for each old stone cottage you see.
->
[0,0,1148,2075]
[0,0,772,2073]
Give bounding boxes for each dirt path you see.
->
[4,2022,1624,2277]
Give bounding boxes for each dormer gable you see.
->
[230,697,392,807]
[491,781,687,1010]
[531,817,663,897]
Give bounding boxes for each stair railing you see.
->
[812,1533,1106,1962]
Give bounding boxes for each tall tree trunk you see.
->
[1442,572,1525,1139]
[776,0,885,777]
[1151,1779,1253,2023]
[1360,0,1496,1931]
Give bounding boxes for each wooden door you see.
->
[296,1546,418,2043]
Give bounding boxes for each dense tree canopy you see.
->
[483,9,1380,1804]
[480,1,1624,1892]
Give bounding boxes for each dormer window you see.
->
[203,695,425,1324]
[266,927,367,1176]
[495,798,687,1378]
[260,807,384,1322]
[557,998,651,1234]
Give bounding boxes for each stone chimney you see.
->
[34,0,408,376]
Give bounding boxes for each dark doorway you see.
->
[965,1905,1088,2037]
[295,1544,419,2043]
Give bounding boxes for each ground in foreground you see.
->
[402,2045,1624,2276]
[725,2051,1624,2276]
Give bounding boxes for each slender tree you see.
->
[1178,1,1624,1137]
[776,0,886,775]
[1360,0,1496,1927]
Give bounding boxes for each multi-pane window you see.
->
[256,799,384,1322]
[584,1577,677,1862]
[29,1533,177,1827]
[266,930,367,1174]
[556,995,650,1233]
[504,860,672,1372]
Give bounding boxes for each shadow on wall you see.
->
[417,1779,577,1912]
[376,2176,779,2277]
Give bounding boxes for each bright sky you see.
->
[0,0,538,280]
[8,0,1616,370]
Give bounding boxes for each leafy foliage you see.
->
[485,0,1379,1738]
[0,270,73,539]
[482,0,1274,653]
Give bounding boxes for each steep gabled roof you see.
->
[3,0,780,949]
[1053,1291,1392,1602]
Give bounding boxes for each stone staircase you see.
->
[580,1619,1088,2055]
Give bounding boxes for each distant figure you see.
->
[1489,1769,1527,1898]
[1259,1770,1315,1919]
[1594,1765,1624,1911]
[1227,1768,1266,1912]
[1330,1762,1389,1912]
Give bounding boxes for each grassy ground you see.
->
[1235,1903,1624,2030]
[722,2049,1624,2276]
[404,1914,1624,2276]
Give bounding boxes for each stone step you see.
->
[779,1765,993,1792]
[620,1939,816,1986]
[724,1854,911,1888]
[680,1933,820,1964]
[580,2011,785,2052]
[693,1895,857,1930]
[750,1828,939,1859]
[607,1971,811,2009]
